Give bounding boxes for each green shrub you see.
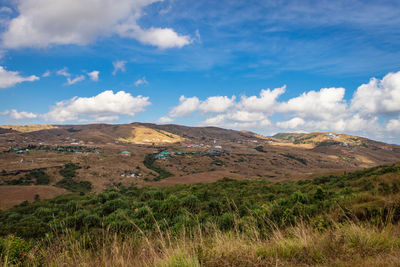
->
[0,235,32,264]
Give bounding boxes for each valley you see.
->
[0,122,399,209]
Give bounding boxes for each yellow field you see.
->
[270,132,364,149]
[118,126,185,144]
[0,124,58,132]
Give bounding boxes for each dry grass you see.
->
[118,126,185,145]
[0,124,57,133]
[3,220,400,266]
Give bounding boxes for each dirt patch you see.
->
[0,185,67,210]
[269,142,315,149]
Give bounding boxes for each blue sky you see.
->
[0,0,400,143]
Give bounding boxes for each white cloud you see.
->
[134,76,148,86]
[226,110,266,122]
[56,67,70,77]
[199,96,236,113]
[202,114,226,126]
[112,60,126,75]
[200,111,271,129]
[88,70,99,81]
[169,96,200,117]
[239,86,286,113]
[386,117,400,133]
[67,75,85,85]
[278,87,347,120]
[351,70,400,116]
[2,0,191,49]
[56,68,86,85]
[1,109,38,119]
[43,90,151,122]
[0,66,39,88]
[42,70,51,77]
[157,116,173,123]
[276,117,305,129]
[117,25,192,49]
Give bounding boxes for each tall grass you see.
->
[2,217,400,266]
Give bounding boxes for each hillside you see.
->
[2,164,400,265]
[1,123,400,266]
[0,122,400,208]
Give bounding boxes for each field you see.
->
[0,186,67,210]
[117,126,186,144]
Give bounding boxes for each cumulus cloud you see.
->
[88,70,99,81]
[239,86,286,113]
[112,60,126,75]
[201,113,271,129]
[287,115,378,134]
[351,70,400,116]
[160,71,400,141]
[117,25,192,49]
[43,90,150,122]
[386,117,400,133]
[169,96,200,117]
[134,76,148,86]
[1,109,38,119]
[276,117,305,129]
[0,66,39,88]
[157,116,173,123]
[199,96,236,113]
[2,0,192,49]
[278,87,347,120]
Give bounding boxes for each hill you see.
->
[0,122,399,207]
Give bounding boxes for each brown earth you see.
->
[0,185,67,210]
[0,122,400,209]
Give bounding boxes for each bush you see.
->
[0,235,32,264]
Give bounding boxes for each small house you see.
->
[120,151,131,157]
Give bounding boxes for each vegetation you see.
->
[55,163,92,193]
[155,129,174,138]
[1,164,400,265]
[143,154,173,181]
[281,153,307,165]
[5,170,50,185]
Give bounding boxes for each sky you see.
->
[0,0,400,143]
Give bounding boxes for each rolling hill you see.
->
[0,122,400,209]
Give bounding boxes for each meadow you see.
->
[1,164,400,266]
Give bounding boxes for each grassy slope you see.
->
[1,164,400,266]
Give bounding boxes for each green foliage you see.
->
[143,154,173,181]
[0,235,32,264]
[281,153,307,165]
[5,170,50,185]
[0,164,400,240]
[55,163,92,192]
